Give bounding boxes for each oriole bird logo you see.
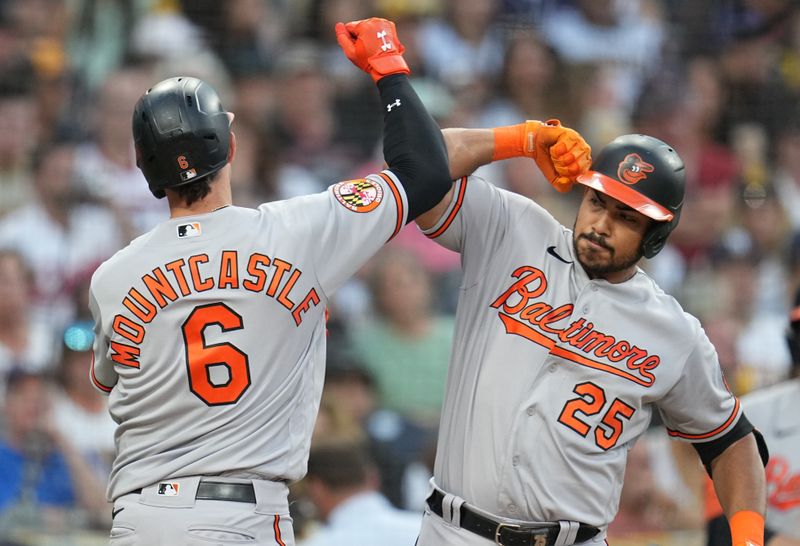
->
[617,153,654,185]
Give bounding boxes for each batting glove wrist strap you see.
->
[729,510,764,546]
[492,120,592,193]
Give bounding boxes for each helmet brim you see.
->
[576,171,674,222]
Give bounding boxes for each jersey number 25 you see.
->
[557,381,636,450]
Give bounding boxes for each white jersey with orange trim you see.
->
[741,378,800,539]
[89,171,408,502]
[420,176,740,529]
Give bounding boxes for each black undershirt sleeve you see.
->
[377,74,452,221]
[692,413,769,475]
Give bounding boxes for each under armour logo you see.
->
[387,99,401,112]
[377,30,393,51]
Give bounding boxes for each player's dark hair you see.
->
[170,170,219,206]
[306,440,374,490]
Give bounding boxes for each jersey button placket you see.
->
[526,406,535,416]
[512,455,520,467]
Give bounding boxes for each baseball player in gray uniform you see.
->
[410,125,770,546]
[89,18,451,545]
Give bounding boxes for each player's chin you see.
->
[576,251,615,273]
[577,244,611,263]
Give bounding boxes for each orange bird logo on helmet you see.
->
[617,153,654,185]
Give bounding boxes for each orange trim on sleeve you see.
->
[273,514,286,546]
[90,352,113,393]
[378,172,404,241]
[667,398,740,440]
[426,176,467,239]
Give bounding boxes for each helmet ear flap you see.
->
[641,209,680,259]
[641,224,670,259]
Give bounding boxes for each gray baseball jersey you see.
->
[89,171,408,501]
[741,378,800,539]
[420,176,741,529]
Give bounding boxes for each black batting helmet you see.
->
[132,77,231,199]
[576,134,686,258]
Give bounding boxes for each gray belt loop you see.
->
[554,520,579,546]
[440,492,466,528]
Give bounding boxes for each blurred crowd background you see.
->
[0,0,799,544]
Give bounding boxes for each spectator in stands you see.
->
[0,369,109,531]
[774,115,800,232]
[703,228,792,393]
[607,432,703,540]
[323,342,436,510]
[267,43,366,199]
[62,0,149,91]
[541,0,666,112]
[350,247,454,428]
[415,0,504,88]
[634,57,739,293]
[0,141,124,333]
[52,341,116,481]
[0,63,38,218]
[717,23,797,150]
[72,66,162,236]
[475,29,581,224]
[298,439,422,546]
[480,29,575,127]
[0,249,57,399]
[706,287,800,546]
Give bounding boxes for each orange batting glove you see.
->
[335,17,410,83]
[492,120,592,193]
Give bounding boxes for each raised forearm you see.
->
[379,75,450,220]
[442,128,495,180]
[711,434,767,544]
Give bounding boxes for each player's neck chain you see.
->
[212,204,232,212]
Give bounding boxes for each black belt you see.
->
[132,481,256,503]
[426,489,599,546]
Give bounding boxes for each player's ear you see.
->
[227,130,236,164]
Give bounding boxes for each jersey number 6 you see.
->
[182,303,251,406]
[557,381,636,450]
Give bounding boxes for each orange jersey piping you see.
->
[378,172,404,241]
[667,397,741,440]
[90,352,113,393]
[427,176,467,239]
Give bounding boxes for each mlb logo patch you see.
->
[177,222,201,238]
[180,168,197,182]
[157,482,180,496]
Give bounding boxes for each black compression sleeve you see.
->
[377,74,451,221]
[692,413,769,475]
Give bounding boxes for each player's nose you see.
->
[592,211,612,237]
